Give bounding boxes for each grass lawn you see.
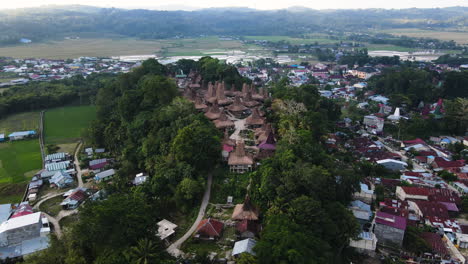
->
[44,105,97,145]
[39,196,64,217]
[0,111,40,136]
[0,140,41,204]
[0,140,42,184]
[59,214,79,230]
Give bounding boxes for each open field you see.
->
[44,105,97,145]
[0,36,249,59]
[0,38,165,59]
[0,140,42,184]
[0,111,40,136]
[378,28,468,45]
[244,35,339,45]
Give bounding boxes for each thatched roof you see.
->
[214,111,235,129]
[231,195,259,221]
[245,108,264,126]
[205,82,217,104]
[243,91,260,108]
[204,101,222,120]
[228,141,253,166]
[194,96,208,110]
[216,82,232,106]
[228,96,248,113]
[222,130,235,146]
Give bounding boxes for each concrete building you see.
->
[374,211,406,247]
[376,159,407,171]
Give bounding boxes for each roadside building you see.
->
[8,131,36,141]
[374,211,406,247]
[232,238,257,257]
[94,169,116,182]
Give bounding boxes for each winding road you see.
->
[34,142,84,238]
[167,173,213,257]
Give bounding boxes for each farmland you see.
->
[243,35,339,45]
[378,28,468,45]
[0,140,42,205]
[44,105,97,145]
[0,111,40,136]
[0,36,250,59]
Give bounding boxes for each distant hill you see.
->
[0,5,466,45]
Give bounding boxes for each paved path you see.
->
[74,142,84,188]
[167,173,213,257]
[35,142,84,239]
[39,111,46,167]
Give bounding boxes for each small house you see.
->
[0,134,5,142]
[95,169,115,182]
[228,141,253,173]
[232,195,259,221]
[49,171,74,188]
[89,158,108,171]
[195,218,223,240]
[133,173,149,186]
[236,219,260,239]
[157,219,177,240]
[8,131,36,141]
[60,188,87,209]
[232,238,257,257]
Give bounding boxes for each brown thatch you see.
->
[228,96,248,113]
[194,96,208,110]
[205,82,217,104]
[214,111,235,129]
[222,130,235,146]
[225,84,238,97]
[228,141,253,166]
[216,82,232,106]
[243,91,260,108]
[245,108,264,126]
[204,101,222,120]
[252,86,265,102]
[256,123,272,143]
[231,195,259,221]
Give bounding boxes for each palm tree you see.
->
[125,238,161,264]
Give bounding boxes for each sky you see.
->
[1,0,467,10]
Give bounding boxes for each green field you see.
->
[44,105,97,145]
[0,140,42,184]
[0,111,40,136]
[378,28,468,45]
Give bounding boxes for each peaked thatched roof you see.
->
[228,96,248,113]
[245,108,264,126]
[228,141,253,166]
[194,96,207,110]
[204,101,222,120]
[214,111,235,129]
[232,195,259,221]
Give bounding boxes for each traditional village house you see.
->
[225,84,238,97]
[257,131,276,159]
[228,141,253,173]
[214,111,235,130]
[251,85,265,102]
[204,101,222,120]
[194,218,224,240]
[243,90,260,108]
[232,238,257,258]
[245,108,265,129]
[228,96,248,118]
[204,82,217,104]
[232,195,259,221]
[222,130,236,161]
[194,96,208,111]
[216,82,232,106]
[255,123,272,143]
[232,195,261,238]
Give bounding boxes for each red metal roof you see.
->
[420,232,449,256]
[196,218,224,237]
[401,186,430,196]
[414,201,449,218]
[68,189,87,202]
[375,211,407,230]
[403,138,426,146]
[236,219,260,234]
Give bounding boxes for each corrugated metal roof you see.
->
[45,152,66,161]
[95,169,115,180]
[232,238,257,256]
[45,161,70,171]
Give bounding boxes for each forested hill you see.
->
[0,5,467,45]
